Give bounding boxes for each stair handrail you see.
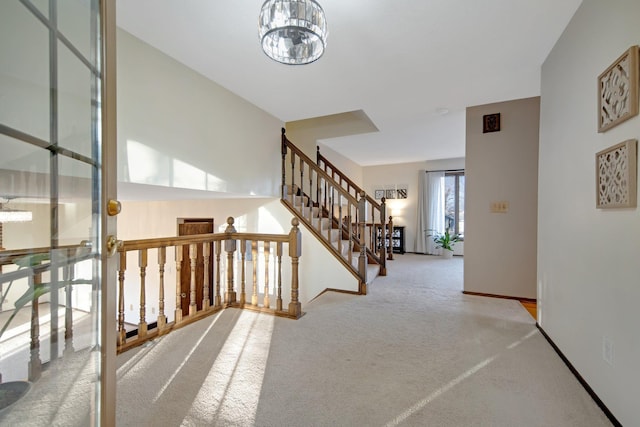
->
[317,146,381,210]
[281,129,386,290]
[316,145,390,265]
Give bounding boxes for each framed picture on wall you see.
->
[596,139,637,208]
[483,113,501,133]
[374,189,384,200]
[597,46,639,132]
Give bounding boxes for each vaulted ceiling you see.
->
[117,0,582,166]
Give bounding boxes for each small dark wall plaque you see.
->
[483,113,501,133]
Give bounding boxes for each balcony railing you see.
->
[0,216,303,368]
[116,216,302,353]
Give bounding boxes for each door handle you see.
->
[106,235,122,257]
[181,293,187,298]
[107,199,121,216]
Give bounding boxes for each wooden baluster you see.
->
[175,244,183,324]
[49,251,59,363]
[327,184,333,242]
[388,216,395,261]
[157,247,167,330]
[188,244,197,316]
[118,250,127,345]
[215,240,222,307]
[251,240,258,306]
[281,128,288,199]
[358,192,368,295]
[138,249,148,337]
[338,194,343,255]
[299,156,305,216]
[323,177,327,213]
[277,242,283,312]
[288,218,302,318]
[308,165,314,223]
[63,250,74,354]
[315,169,321,218]
[290,151,296,202]
[28,271,42,381]
[347,203,353,266]
[225,217,237,305]
[240,239,247,307]
[203,243,210,310]
[379,199,387,269]
[263,241,270,308]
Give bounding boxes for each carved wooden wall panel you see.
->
[596,139,637,208]
[598,46,639,132]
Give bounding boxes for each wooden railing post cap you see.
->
[225,217,237,252]
[291,217,299,228]
[225,216,235,231]
[281,127,286,136]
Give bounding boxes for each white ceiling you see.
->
[116,0,582,167]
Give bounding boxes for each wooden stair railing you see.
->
[281,129,387,294]
[116,216,302,353]
[0,243,93,383]
[317,145,396,262]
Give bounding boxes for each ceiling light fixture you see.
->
[0,198,33,223]
[0,209,33,223]
[258,0,328,65]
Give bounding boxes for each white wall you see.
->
[465,97,539,299]
[317,143,364,187]
[117,29,283,198]
[363,158,465,254]
[538,1,640,424]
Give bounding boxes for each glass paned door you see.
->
[0,0,112,424]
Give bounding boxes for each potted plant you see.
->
[432,228,460,259]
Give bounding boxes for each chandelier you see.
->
[258,0,328,65]
[0,198,32,223]
[0,209,32,223]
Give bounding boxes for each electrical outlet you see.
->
[129,304,133,311]
[603,336,614,366]
[151,307,156,314]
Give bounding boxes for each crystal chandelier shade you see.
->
[258,0,328,65]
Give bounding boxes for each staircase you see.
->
[280,128,389,294]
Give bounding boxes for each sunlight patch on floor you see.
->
[180,311,274,426]
[384,329,538,426]
[152,311,225,403]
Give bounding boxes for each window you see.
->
[444,172,464,237]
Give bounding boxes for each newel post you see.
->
[358,191,368,294]
[288,218,302,318]
[224,217,237,305]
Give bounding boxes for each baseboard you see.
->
[308,287,362,303]
[536,324,622,427]
[462,290,536,304]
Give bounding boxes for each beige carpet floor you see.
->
[116,254,612,427]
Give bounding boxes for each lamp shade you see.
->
[258,0,328,65]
